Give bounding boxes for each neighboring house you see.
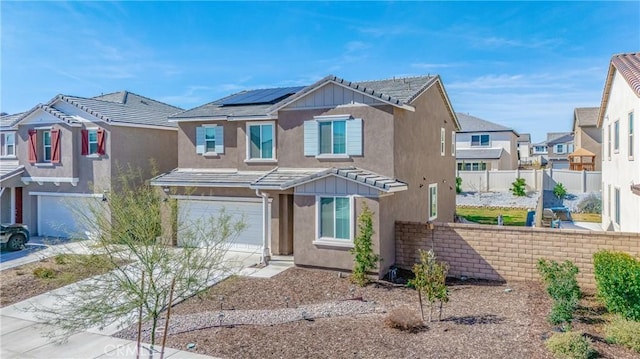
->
[455,113,519,170]
[151,74,460,277]
[517,133,532,166]
[571,107,602,170]
[0,112,25,224]
[597,52,640,233]
[531,139,549,166]
[12,91,180,237]
[545,132,575,169]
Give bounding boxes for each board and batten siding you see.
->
[294,175,381,197]
[286,83,385,109]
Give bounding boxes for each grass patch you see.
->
[456,207,528,226]
[571,213,601,223]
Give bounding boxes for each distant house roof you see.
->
[93,91,183,115]
[517,133,531,143]
[16,94,179,129]
[0,112,24,128]
[456,113,517,135]
[456,148,504,160]
[172,74,461,130]
[598,52,640,127]
[573,107,599,129]
[547,133,574,146]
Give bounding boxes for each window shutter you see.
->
[97,129,106,155]
[81,129,89,155]
[346,118,363,156]
[303,120,318,156]
[215,125,224,154]
[51,128,61,164]
[28,129,37,163]
[195,126,205,154]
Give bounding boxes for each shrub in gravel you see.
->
[455,176,462,194]
[545,331,598,359]
[409,249,449,322]
[350,203,381,287]
[54,254,71,265]
[510,178,527,196]
[593,251,640,321]
[605,315,640,353]
[554,183,568,199]
[384,308,425,333]
[577,193,602,214]
[537,259,581,329]
[33,267,57,279]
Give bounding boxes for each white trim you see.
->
[172,195,267,203]
[315,195,354,243]
[313,114,352,121]
[428,183,438,221]
[316,154,349,159]
[451,131,456,156]
[109,122,178,131]
[30,192,102,198]
[22,177,79,186]
[312,239,354,249]
[440,127,446,156]
[152,181,250,188]
[169,115,277,123]
[245,121,277,161]
[34,126,53,130]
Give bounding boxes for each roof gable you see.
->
[456,113,517,135]
[93,91,183,115]
[597,52,640,127]
[573,107,599,130]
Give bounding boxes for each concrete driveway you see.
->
[0,237,89,271]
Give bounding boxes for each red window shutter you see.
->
[97,129,106,155]
[81,129,88,155]
[51,128,61,163]
[28,129,37,163]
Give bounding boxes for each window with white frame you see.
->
[614,187,620,226]
[43,130,52,162]
[614,120,620,153]
[303,116,362,157]
[1,132,15,157]
[607,124,611,159]
[451,131,456,156]
[629,112,634,159]
[319,120,346,154]
[457,162,487,171]
[428,183,437,220]
[555,144,565,154]
[318,196,351,240]
[205,127,216,153]
[88,129,99,155]
[247,122,275,160]
[196,125,224,155]
[471,134,490,147]
[534,145,546,153]
[607,184,611,219]
[440,128,446,156]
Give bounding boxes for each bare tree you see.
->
[33,167,246,353]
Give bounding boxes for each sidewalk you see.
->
[0,250,293,359]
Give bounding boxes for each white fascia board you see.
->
[21,177,80,185]
[29,191,102,198]
[110,122,178,131]
[169,115,277,123]
[150,181,251,188]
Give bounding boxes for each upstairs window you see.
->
[607,124,611,159]
[196,125,224,155]
[428,183,438,220]
[451,131,456,156]
[28,128,60,164]
[555,144,565,154]
[43,130,52,161]
[440,128,446,156]
[304,116,362,158]
[81,128,106,156]
[471,134,490,147]
[629,112,634,159]
[0,132,15,157]
[614,120,620,153]
[247,122,275,160]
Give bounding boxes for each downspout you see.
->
[256,189,271,265]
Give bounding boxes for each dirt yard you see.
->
[114,268,637,359]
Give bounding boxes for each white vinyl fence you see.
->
[457,169,601,193]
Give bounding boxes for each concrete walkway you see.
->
[0,250,293,359]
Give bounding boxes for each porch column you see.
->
[10,187,16,224]
[256,190,271,265]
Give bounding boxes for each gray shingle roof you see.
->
[547,133,574,146]
[517,133,531,143]
[0,112,24,128]
[456,148,504,160]
[0,164,24,182]
[151,167,408,193]
[170,103,273,120]
[456,113,515,133]
[574,107,599,127]
[92,91,183,115]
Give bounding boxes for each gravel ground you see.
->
[457,190,600,212]
[113,267,639,359]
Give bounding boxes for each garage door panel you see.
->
[177,199,264,250]
[38,196,96,239]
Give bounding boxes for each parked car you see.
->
[0,224,30,251]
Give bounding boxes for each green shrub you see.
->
[537,259,581,328]
[605,315,640,353]
[33,267,57,279]
[510,178,527,196]
[593,251,640,321]
[554,183,568,199]
[545,331,598,359]
[577,193,601,214]
[54,254,71,265]
[455,177,462,194]
[409,249,449,322]
[350,203,380,287]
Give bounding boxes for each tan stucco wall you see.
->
[17,122,79,180]
[393,83,457,223]
[293,195,384,276]
[577,127,602,171]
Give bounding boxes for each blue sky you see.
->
[2,1,639,142]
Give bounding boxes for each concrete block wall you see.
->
[395,221,640,288]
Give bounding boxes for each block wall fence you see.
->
[395,221,640,288]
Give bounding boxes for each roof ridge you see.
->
[93,90,184,111]
[355,74,435,83]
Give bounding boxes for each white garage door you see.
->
[38,195,96,239]
[177,198,266,250]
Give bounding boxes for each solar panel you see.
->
[220,86,304,106]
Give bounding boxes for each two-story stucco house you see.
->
[12,91,180,237]
[152,74,460,276]
[0,112,25,224]
[598,53,640,233]
[516,133,532,166]
[571,107,601,171]
[545,132,575,169]
[455,113,519,171]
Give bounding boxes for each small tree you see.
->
[409,249,449,322]
[350,203,380,287]
[455,177,463,194]
[34,167,246,352]
[510,178,527,197]
[553,183,568,199]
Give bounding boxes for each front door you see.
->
[14,187,22,223]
